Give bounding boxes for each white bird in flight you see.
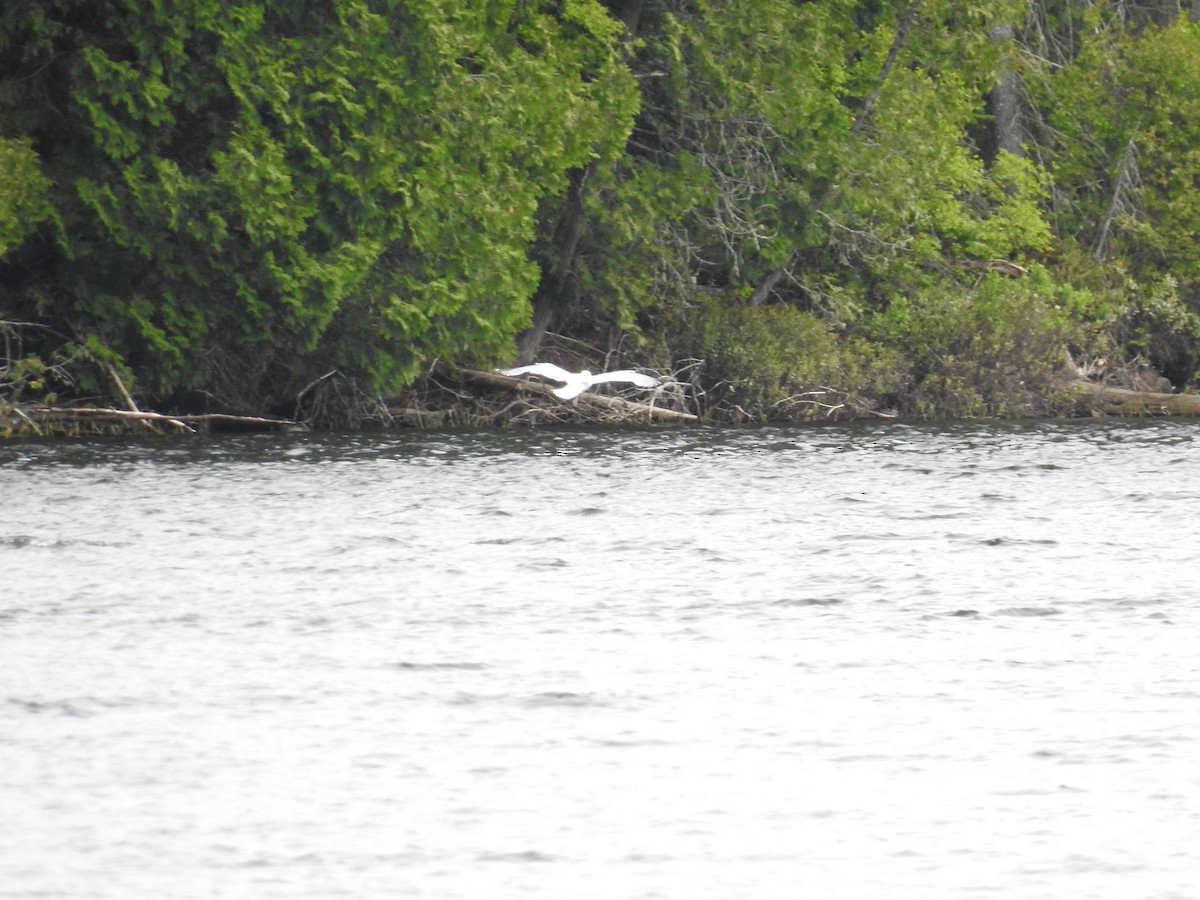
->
[498,363,659,400]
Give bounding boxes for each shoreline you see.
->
[5,377,1199,439]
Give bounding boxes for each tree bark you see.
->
[614,0,646,37]
[1093,133,1139,261]
[989,23,1025,157]
[516,163,593,363]
[852,1,921,135]
[748,255,792,306]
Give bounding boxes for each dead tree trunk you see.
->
[989,23,1025,157]
[1094,133,1140,261]
[852,1,921,135]
[517,164,593,363]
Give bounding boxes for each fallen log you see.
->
[455,367,700,423]
[19,405,299,429]
[1073,380,1200,416]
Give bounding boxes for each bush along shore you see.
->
[6,2,1200,436]
[4,301,1199,438]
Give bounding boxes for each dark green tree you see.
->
[0,136,49,256]
[0,0,637,414]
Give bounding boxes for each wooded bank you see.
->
[6,2,1200,431]
[8,369,1200,438]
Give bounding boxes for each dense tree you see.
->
[0,136,49,256]
[1024,6,1200,383]
[5,0,1200,425]
[538,1,1051,325]
[0,0,636,413]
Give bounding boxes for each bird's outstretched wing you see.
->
[587,370,659,389]
[498,363,575,384]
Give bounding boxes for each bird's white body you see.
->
[499,363,659,400]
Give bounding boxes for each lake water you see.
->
[3,421,1198,899]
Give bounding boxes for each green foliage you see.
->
[1045,15,1200,276]
[1,353,50,403]
[6,0,1200,424]
[0,136,50,256]
[0,320,87,408]
[564,151,713,336]
[1109,273,1200,384]
[671,295,905,418]
[566,0,1054,344]
[0,0,637,413]
[865,267,1102,417]
[813,5,1051,297]
[558,0,859,324]
[1033,12,1200,384]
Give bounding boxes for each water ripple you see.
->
[3,420,1198,899]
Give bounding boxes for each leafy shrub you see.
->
[1108,274,1200,386]
[671,295,905,419]
[866,267,1104,417]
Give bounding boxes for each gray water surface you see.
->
[3,422,1198,898]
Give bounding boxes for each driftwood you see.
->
[18,405,299,430]
[103,362,176,432]
[456,367,700,423]
[1073,380,1200,416]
